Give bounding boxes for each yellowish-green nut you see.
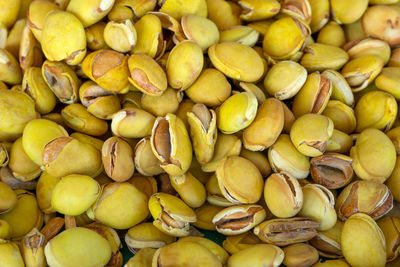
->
[153,240,221,267]
[238,82,266,105]
[120,91,142,109]
[263,17,310,60]
[282,243,319,267]
[8,138,41,182]
[222,232,263,254]
[125,247,156,267]
[192,204,224,230]
[141,88,182,117]
[350,128,396,183]
[21,67,56,114]
[309,0,330,33]
[386,156,400,202]
[247,20,274,38]
[219,26,259,47]
[84,222,123,267]
[377,216,400,262]
[19,24,43,71]
[41,11,86,65]
[103,19,137,53]
[216,156,263,204]
[388,127,400,154]
[327,129,353,154]
[128,175,157,200]
[43,136,102,178]
[375,67,400,100]
[51,174,100,216]
[264,172,303,218]
[181,14,219,51]
[341,55,384,92]
[36,171,60,214]
[209,42,264,82]
[44,227,111,267]
[128,53,167,96]
[151,113,192,176]
[0,239,25,267]
[228,244,284,267]
[331,0,368,24]
[321,70,354,107]
[300,43,349,72]
[82,49,130,94]
[290,114,334,157]
[67,0,115,27]
[0,181,17,214]
[310,153,354,189]
[102,137,134,182]
[148,192,196,237]
[336,180,393,221]
[280,0,312,23]
[217,92,257,134]
[362,5,400,47]
[0,219,10,239]
[264,60,307,100]
[240,149,271,177]
[0,190,42,240]
[186,68,231,107]
[61,103,109,136]
[322,100,356,134]
[281,102,296,133]
[212,204,266,235]
[85,22,108,51]
[22,119,68,166]
[6,18,25,58]
[166,40,203,90]
[201,133,242,173]
[206,174,235,207]
[299,183,337,231]
[238,0,280,21]
[0,48,22,85]
[206,0,240,30]
[134,137,164,176]
[125,222,175,250]
[179,236,228,265]
[243,98,284,151]
[42,60,81,104]
[0,0,20,29]
[87,182,149,229]
[292,72,333,118]
[344,18,366,41]
[79,81,121,120]
[253,217,320,246]
[131,13,164,58]
[344,38,391,65]
[341,213,386,267]
[70,132,104,151]
[268,134,310,179]
[354,90,397,133]
[317,21,346,47]
[159,0,207,20]
[108,0,156,21]
[26,0,60,42]
[170,172,206,208]
[0,90,36,142]
[188,104,217,164]
[111,107,155,138]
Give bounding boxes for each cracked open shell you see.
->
[148,193,196,237]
